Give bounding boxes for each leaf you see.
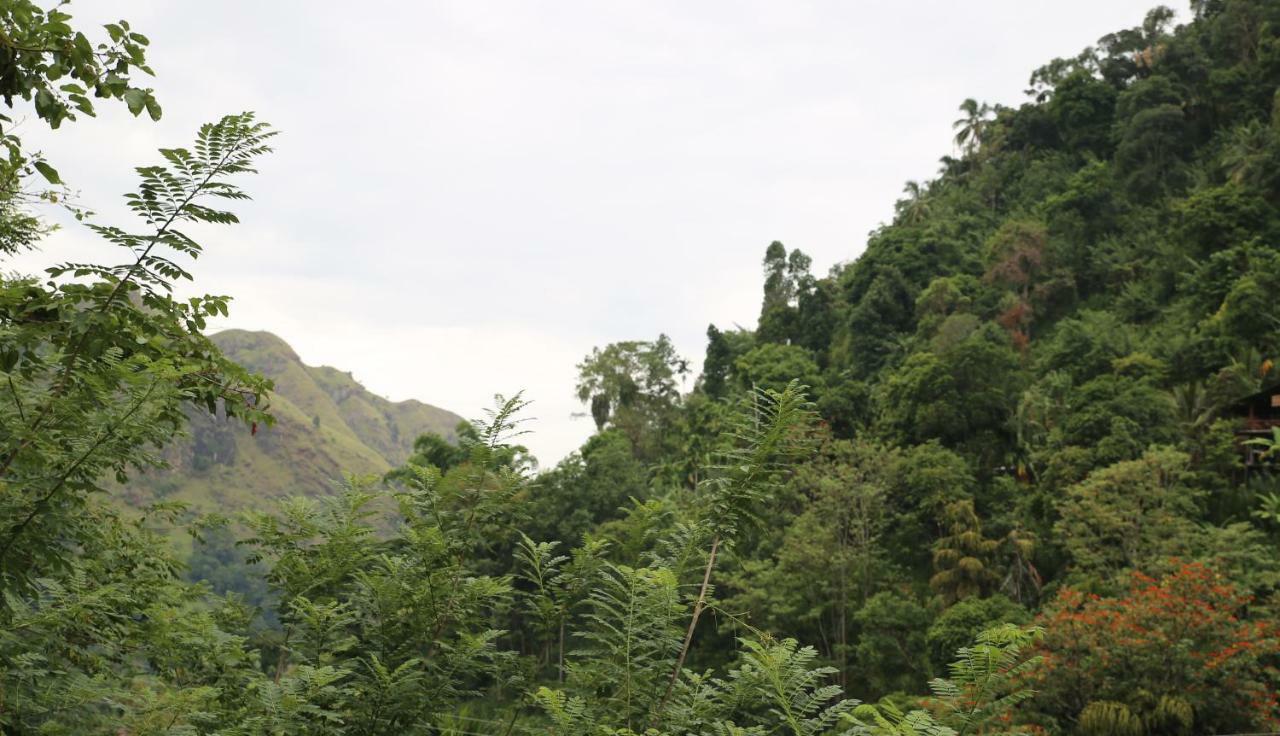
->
[68,94,94,116]
[144,93,161,121]
[123,88,146,116]
[33,160,62,185]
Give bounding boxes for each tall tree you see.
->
[952,98,993,155]
[575,335,688,433]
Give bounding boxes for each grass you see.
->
[123,329,464,517]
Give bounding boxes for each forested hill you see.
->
[532,2,1280,728]
[704,2,1280,460]
[7,2,1280,734]
[120,329,463,511]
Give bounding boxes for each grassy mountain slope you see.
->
[120,329,463,512]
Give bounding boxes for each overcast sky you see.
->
[15,0,1165,464]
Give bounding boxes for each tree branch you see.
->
[0,378,160,566]
[655,534,720,723]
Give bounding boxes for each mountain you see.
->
[120,329,464,512]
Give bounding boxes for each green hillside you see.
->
[118,329,463,512]
[8,2,1280,734]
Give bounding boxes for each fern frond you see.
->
[726,638,859,736]
[568,563,684,729]
[929,624,1043,736]
[695,380,815,539]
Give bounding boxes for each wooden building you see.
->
[1229,385,1280,466]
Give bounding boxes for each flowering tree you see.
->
[1029,561,1280,734]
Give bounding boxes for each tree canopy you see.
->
[4,1,1280,733]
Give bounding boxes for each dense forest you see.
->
[2,1,1280,734]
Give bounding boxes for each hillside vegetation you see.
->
[122,329,462,512]
[2,2,1280,735]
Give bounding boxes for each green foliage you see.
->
[926,624,1043,734]
[953,98,994,156]
[396,423,473,474]
[1035,311,1132,382]
[576,335,688,433]
[8,2,1280,732]
[0,2,158,191]
[237,397,532,731]
[757,242,828,352]
[1047,71,1117,155]
[1077,701,1146,736]
[0,113,275,591]
[696,381,816,541]
[1054,448,1202,585]
[850,624,1042,736]
[726,638,858,736]
[525,429,649,548]
[723,439,899,685]
[704,324,735,398]
[187,522,271,607]
[1115,104,1192,197]
[735,343,825,398]
[531,380,827,733]
[926,596,1030,671]
[852,591,931,696]
[0,504,251,733]
[515,532,608,681]
[569,562,684,728]
[878,323,1022,454]
[929,500,1003,604]
[841,264,915,379]
[0,106,279,732]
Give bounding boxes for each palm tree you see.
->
[952,98,992,156]
[1220,119,1273,185]
[897,180,931,224]
[1253,487,1280,527]
[1170,380,1218,441]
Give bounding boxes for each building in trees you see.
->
[1229,384,1280,467]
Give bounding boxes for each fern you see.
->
[850,625,1041,736]
[533,686,596,736]
[242,470,516,732]
[850,702,957,736]
[60,113,276,294]
[1,114,275,598]
[696,381,816,540]
[394,392,535,560]
[928,624,1042,735]
[726,638,859,736]
[656,380,816,719]
[517,532,601,680]
[226,664,349,736]
[554,562,683,729]
[345,655,429,734]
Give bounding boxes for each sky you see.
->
[13,0,1166,465]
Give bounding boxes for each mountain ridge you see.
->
[120,329,464,512]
